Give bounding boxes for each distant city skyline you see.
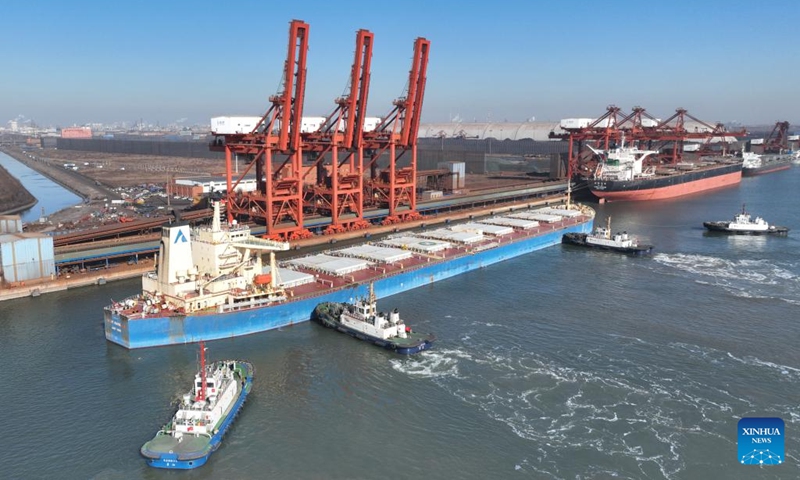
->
[2,1,799,128]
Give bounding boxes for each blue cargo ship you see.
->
[105,202,593,349]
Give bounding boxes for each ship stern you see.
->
[104,307,131,349]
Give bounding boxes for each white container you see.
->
[210,116,262,135]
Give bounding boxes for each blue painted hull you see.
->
[395,342,433,355]
[107,219,592,349]
[142,364,253,469]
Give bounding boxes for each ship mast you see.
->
[197,341,207,402]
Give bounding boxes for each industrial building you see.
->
[60,127,93,139]
[0,215,56,284]
[171,175,258,198]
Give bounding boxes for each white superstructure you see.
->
[720,210,771,232]
[589,138,659,182]
[741,151,762,169]
[340,284,408,341]
[136,202,290,315]
[171,359,241,437]
[585,217,643,249]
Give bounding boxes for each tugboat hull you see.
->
[702,222,789,235]
[140,361,254,469]
[562,233,653,255]
[313,302,435,354]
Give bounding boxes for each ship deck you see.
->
[262,212,589,300]
[114,208,592,319]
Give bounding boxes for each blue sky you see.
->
[1,0,798,128]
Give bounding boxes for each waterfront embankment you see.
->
[0,163,37,215]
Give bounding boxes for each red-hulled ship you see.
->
[587,141,742,202]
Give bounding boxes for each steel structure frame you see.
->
[553,105,746,179]
[363,37,430,224]
[762,121,790,153]
[301,29,374,234]
[220,19,310,239]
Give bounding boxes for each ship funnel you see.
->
[158,223,194,285]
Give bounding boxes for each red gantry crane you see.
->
[301,29,374,235]
[216,19,310,239]
[762,121,790,154]
[363,37,430,225]
[554,105,746,180]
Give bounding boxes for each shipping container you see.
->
[750,138,764,145]
[0,215,23,234]
[210,116,262,135]
[0,233,56,283]
[559,118,614,130]
[788,135,800,141]
[363,117,381,132]
[640,118,661,128]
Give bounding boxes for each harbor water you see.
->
[0,150,82,222]
[1,168,799,479]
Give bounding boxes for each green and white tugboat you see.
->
[140,342,253,469]
[312,284,435,354]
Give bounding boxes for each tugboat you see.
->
[312,284,435,354]
[140,342,254,469]
[703,205,789,235]
[562,217,653,254]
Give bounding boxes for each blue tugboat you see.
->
[140,342,253,469]
[312,284,435,354]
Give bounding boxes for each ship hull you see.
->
[561,233,653,255]
[703,222,789,235]
[105,220,592,349]
[331,320,433,354]
[742,159,792,177]
[589,163,742,202]
[312,302,434,354]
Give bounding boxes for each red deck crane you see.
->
[302,29,374,234]
[363,37,430,224]
[216,19,310,239]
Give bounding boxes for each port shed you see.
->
[336,245,413,263]
[286,253,369,276]
[379,236,450,253]
[480,216,539,230]
[0,232,56,283]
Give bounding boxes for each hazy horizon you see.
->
[2,1,799,128]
